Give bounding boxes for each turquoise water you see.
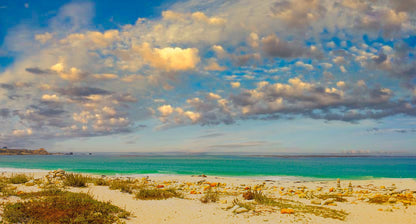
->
[0,155,415,179]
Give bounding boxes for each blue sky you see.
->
[0,0,415,153]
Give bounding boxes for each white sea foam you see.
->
[112,173,178,178]
[250,175,328,182]
[0,167,50,173]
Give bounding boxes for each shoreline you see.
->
[0,167,414,182]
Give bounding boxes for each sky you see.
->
[0,0,415,153]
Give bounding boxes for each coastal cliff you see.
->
[0,148,55,155]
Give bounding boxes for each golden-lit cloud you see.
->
[92,73,118,80]
[136,43,200,71]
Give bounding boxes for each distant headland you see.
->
[0,147,62,155]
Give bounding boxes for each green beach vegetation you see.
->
[0,176,16,196]
[2,190,130,223]
[8,174,31,184]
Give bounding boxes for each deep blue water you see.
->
[0,155,415,179]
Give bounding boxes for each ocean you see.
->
[0,155,415,180]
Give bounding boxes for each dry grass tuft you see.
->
[251,190,348,220]
[109,179,139,194]
[232,198,255,210]
[136,188,181,200]
[250,190,275,205]
[368,195,390,204]
[200,188,219,203]
[315,194,347,202]
[63,173,88,187]
[91,178,109,186]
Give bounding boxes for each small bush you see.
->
[136,188,181,200]
[3,191,130,224]
[9,174,30,184]
[63,173,87,187]
[200,188,219,203]
[243,190,254,200]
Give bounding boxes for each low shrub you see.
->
[3,191,130,224]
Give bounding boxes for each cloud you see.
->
[321,63,333,69]
[13,128,32,137]
[162,10,226,25]
[271,0,326,29]
[92,73,118,80]
[0,109,10,118]
[191,12,226,25]
[212,45,227,58]
[59,30,120,49]
[50,63,88,81]
[35,32,53,44]
[25,67,53,75]
[158,76,415,126]
[121,74,145,83]
[261,34,311,58]
[0,83,15,90]
[157,95,234,127]
[158,105,174,117]
[208,141,267,149]
[41,94,61,102]
[230,82,240,88]
[333,56,346,64]
[340,65,347,73]
[1,0,416,147]
[367,127,416,134]
[50,2,94,32]
[204,59,226,71]
[295,61,314,70]
[157,104,202,126]
[196,133,224,138]
[57,87,111,97]
[354,8,409,37]
[136,43,200,71]
[390,0,416,12]
[232,53,261,66]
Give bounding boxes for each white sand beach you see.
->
[1,171,416,224]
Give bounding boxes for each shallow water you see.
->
[0,155,415,179]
